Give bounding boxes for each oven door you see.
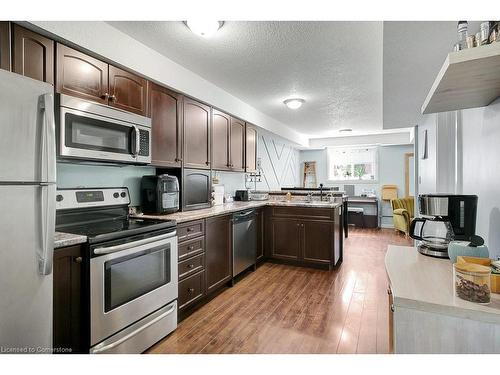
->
[90,230,177,346]
[59,105,151,164]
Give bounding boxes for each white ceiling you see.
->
[107,21,383,138]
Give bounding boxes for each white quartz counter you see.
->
[385,245,500,325]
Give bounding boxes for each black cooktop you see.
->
[58,217,176,244]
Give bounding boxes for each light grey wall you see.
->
[299,144,414,227]
[56,163,155,206]
[461,98,500,260]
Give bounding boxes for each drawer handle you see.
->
[387,287,392,295]
[188,245,194,251]
[187,264,195,269]
[390,304,395,312]
[187,228,193,232]
[188,288,195,294]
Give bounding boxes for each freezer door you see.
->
[0,184,54,352]
[0,70,55,183]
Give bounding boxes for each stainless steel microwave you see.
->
[57,94,151,164]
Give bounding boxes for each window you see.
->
[327,146,378,182]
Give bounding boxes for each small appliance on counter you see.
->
[234,190,250,201]
[410,194,478,258]
[212,184,225,206]
[249,191,269,201]
[141,174,179,214]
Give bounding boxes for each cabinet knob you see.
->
[109,94,117,102]
[205,161,210,166]
[188,288,195,294]
[387,287,392,295]
[101,93,109,99]
[187,227,193,232]
[188,245,194,250]
[390,304,395,312]
[74,256,83,264]
[187,264,195,269]
[175,158,183,162]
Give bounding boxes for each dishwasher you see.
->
[232,210,257,277]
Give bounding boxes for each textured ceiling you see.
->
[107,21,383,137]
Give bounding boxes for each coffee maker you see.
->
[410,194,478,258]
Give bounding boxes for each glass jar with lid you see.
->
[453,262,491,304]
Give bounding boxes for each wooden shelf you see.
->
[422,42,500,114]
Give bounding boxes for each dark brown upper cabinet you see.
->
[0,22,11,71]
[56,43,109,104]
[212,110,231,170]
[149,82,183,167]
[108,65,148,116]
[246,124,258,172]
[55,43,148,116]
[230,117,245,172]
[183,98,211,169]
[12,24,53,84]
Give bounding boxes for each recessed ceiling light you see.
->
[185,20,224,38]
[283,98,305,110]
[339,128,353,133]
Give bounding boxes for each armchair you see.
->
[391,197,415,236]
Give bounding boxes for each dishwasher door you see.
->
[232,210,257,277]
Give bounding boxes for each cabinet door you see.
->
[205,215,232,294]
[230,117,245,171]
[183,98,211,169]
[149,83,182,167]
[53,245,84,353]
[256,209,265,262]
[302,219,334,265]
[270,218,301,260]
[212,110,230,170]
[108,65,148,116]
[55,43,109,104]
[12,24,54,84]
[0,22,10,71]
[245,124,258,172]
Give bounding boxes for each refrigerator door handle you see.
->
[39,184,55,275]
[40,93,56,183]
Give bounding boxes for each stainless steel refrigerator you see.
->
[0,70,56,353]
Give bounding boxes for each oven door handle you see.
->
[94,231,177,255]
[90,303,176,354]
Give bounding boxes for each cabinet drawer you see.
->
[178,253,204,280]
[178,270,205,310]
[178,237,204,261]
[271,207,333,220]
[178,220,205,242]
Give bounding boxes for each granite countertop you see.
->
[385,245,500,324]
[134,200,342,223]
[54,231,87,249]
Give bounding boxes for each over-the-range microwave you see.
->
[56,94,151,164]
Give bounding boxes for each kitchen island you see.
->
[386,245,500,353]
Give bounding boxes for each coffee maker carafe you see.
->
[410,194,478,258]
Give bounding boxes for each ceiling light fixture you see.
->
[185,20,224,38]
[283,98,305,110]
[339,128,353,133]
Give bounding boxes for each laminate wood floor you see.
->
[148,227,412,354]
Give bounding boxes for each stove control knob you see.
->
[56,194,63,202]
[120,192,127,198]
[113,192,119,198]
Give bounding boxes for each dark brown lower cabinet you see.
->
[178,270,205,311]
[269,218,301,260]
[0,21,10,71]
[256,208,265,262]
[205,215,232,294]
[266,206,342,269]
[53,245,84,353]
[302,220,334,265]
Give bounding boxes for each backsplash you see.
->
[56,162,156,206]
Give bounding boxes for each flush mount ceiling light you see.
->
[185,20,224,38]
[283,98,305,110]
[339,128,353,133]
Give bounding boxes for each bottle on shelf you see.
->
[456,20,468,50]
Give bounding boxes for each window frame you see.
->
[326,146,379,184]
